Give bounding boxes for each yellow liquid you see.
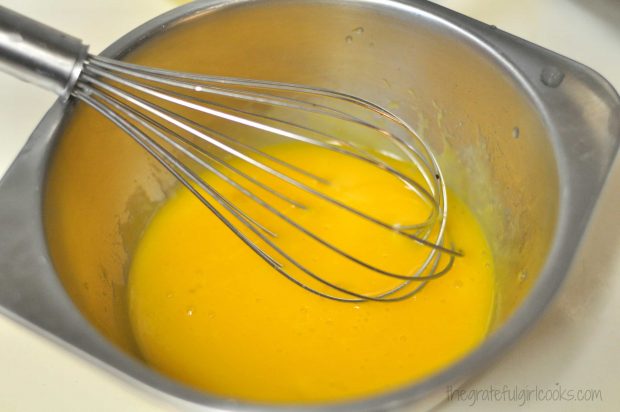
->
[127,144,495,403]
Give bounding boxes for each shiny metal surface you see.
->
[0,6,87,98]
[0,0,618,410]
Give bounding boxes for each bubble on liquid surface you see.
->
[541,66,565,88]
[512,127,520,139]
[345,35,353,44]
[353,27,364,35]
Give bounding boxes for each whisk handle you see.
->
[0,6,88,100]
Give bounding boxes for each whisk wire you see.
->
[74,55,458,301]
[80,69,453,253]
[80,83,450,283]
[79,89,425,302]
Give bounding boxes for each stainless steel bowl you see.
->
[0,0,618,410]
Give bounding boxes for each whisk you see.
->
[0,6,459,302]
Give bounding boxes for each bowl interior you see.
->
[43,0,558,394]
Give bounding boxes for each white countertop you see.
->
[0,0,618,410]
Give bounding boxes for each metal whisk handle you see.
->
[0,5,455,302]
[0,6,88,99]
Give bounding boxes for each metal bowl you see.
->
[0,0,618,410]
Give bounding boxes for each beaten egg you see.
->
[127,143,495,403]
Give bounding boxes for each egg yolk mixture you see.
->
[127,143,495,403]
